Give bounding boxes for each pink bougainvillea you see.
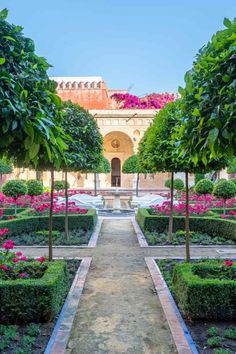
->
[111,92,177,109]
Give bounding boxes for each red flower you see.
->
[13,258,19,263]
[37,256,46,263]
[0,265,8,271]
[224,260,234,267]
[2,239,14,249]
[20,273,28,278]
[15,251,23,257]
[19,256,27,261]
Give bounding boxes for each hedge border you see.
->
[173,261,236,320]
[0,261,69,323]
[0,209,97,236]
[1,208,27,215]
[136,208,236,241]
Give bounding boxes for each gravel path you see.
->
[66,219,177,354]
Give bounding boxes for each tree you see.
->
[60,101,103,238]
[92,156,111,196]
[227,158,236,176]
[0,158,13,183]
[165,178,184,192]
[194,179,214,205]
[122,154,149,197]
[179,18,236,164]
[2,180,27,215]
[139,100,226,261]
[213,180,236,214]
[194,174,205,185]
[26,179,43,196]
[0,9,66,166]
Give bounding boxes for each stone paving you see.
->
[15,217,236,354]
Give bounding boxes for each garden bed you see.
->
[145,230,235,246]
[157,259,236,354]
[136,208,236,243]
[0,259,80,353]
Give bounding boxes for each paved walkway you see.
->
[66,219,177,354]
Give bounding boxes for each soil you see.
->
[0,259,80,354]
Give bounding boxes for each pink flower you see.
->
[2,240,14,249]
[13,258,19,263]
[0,228,9,237]
[224,260,234,267]
[20,273,28,278]
[15,251,23,257]
[37,256,46,263]
[0,265,8,271]
[19,256,27,261]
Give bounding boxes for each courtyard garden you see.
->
[0,5,235,354]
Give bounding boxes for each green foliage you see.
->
[0,209,97,236]
[136,208,236,241]
[122,154,148,174]
[0,158,13,176]
[207,336,224,348]
[2,180,27,199]
[227,158,236,174]
[194,173,205,185]
[213,349,231,354]
[0,9,67,167]
[93,156,111,173]
[61,101,103,172]
[207,327,220,337]
[165,178,184,190]
[0,261,69,323]
[224,328,236,339]
[179,18,236,161]
[26,180,43,196]
[195,178,214,195]
[54,180,70,191]
[213,180,236,201]
[173,261,236,320]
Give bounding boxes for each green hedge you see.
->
[211,207,236,214]
[0,261,69,324]
[173,261,236,320]
[1,208,27,215]
[0,209,97,236]
[136,208,236,240]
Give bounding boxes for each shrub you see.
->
[136,208,236,241]
[230,178,236,186]
[0,261,69,323]
[207,336,223,348]
[172,261,236,320]
[224,328,236,339]
[165,178,184,191]
[26,180,43,196]
[213,180,236,203]
[2,180,28,199]
[54,180,70,191]
[194,173,205,185]
[207,327,219,337]
[195,179,214,196]
[0,209,97,236]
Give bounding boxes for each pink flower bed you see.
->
[111,92,176,109]
[0,228,47,280]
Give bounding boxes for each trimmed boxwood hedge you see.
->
[1,208,27,215]
[136,208,236,240]
[173,261,236,320]
[0,261,69,323]
[0,209,97,236]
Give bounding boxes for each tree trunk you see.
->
[14,200,17,216]
[94,172,97,196]
[65,169,69,240]
[168,171,174,242]
[36,170,42,181]
[223,199,226,215]
[48,167,54,261]
[136,173,140,197]
[185,171,190,262]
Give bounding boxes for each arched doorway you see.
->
[111,158,121,187]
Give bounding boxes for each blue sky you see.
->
[2,0,236,95]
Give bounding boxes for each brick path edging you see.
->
[145,257,198,354]
[44,257,92,354]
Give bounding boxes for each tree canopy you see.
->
[179,17,236,163]
[0,9,67,166]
